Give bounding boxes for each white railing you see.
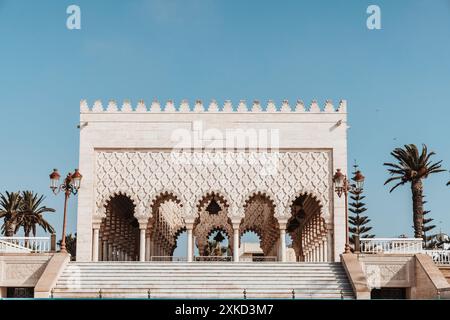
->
[0,237,50,253]
[359,238,450,265]
[360,238,423,254]
[424,250,450,265]
[150,256,187,262]
[194,256,232,262]
[240,256,278,262]
[0,239,32,253]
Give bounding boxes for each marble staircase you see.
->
[51,262,354,299]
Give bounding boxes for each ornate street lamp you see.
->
[49,168,82,253]
[332,168,365,254]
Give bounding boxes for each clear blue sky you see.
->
[0,0,449,244]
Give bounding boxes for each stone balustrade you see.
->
[0,237,51,253]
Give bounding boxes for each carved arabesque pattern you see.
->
[194,193,233,255]
[240,194,279,255]
[95,151,331,221]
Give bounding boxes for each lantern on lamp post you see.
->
[332,168,365,254]
[49,168,82,253]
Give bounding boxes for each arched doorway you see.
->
[193,192,233,260]
[239,230,265,262]
[287,193,328,262]
[99,194,139,261]
[147,192,185,261]
[240,193,279,260]
[171,227,188,260]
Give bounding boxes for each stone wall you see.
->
[346,254,450,299]
[0,254,52,292]
[359,254,414,289]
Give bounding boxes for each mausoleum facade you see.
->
[76,99,348,263]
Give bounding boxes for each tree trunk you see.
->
[24,231,30,248]
[411,179,424,238]
[5,221,15,237]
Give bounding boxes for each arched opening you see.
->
[287,193,328,262]
[285,233,296,262]
[171,227,188,260]
[193,192,233,259]
[147,192,185,261]
[203,228,231,260]
[240,193,279,260]
[99,194,139,261]
[240,230,265,262]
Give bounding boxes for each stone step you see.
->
[69,261,341,268]
[52,292,354,299]
[58,276,348,284]
[58,276,349,282]
[56,280,350,289]
[54,288,352,295]
[64,265,345,269]
[59,270,346,277]
[53,262,354,299]
[67,263,342,267]
[62,269,346,274]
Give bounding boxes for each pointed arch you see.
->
[193,190,233,256]
[241,190,277,210]
[286,191,328,262]
[195,190,231,212]
[97,189,142,220]
[145,190,187,260]
[99,193,140,261]
[240,191,278,257]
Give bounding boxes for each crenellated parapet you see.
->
[80,99,347,113]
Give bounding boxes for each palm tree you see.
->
[15,191,55,237]
[206,232,228,256]
[0,191,22,236]
[384,144,445,238]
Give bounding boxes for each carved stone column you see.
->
[322,238,327,262]
[318,241,323,262]
[138,220,148,262]
[232,220,241,262]
[92,222,101,262]
[145,235,151,261]
[186,220,195,262]
[279,220,287,262]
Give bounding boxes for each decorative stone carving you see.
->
[80,99,347,114]
[364,262,411,288]
[95,150,331,221]
[98,189,146,220]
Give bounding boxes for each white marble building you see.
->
[76,99,348,263]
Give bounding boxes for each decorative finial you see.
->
[121,100,133,112]
[324,100,335,112]
[92,100,103,112]
[136,100,147,112]
[80,99,90,112]
[309,100,321,112]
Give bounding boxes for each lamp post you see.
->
[49,168,82,253]
[332,168,365,254]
